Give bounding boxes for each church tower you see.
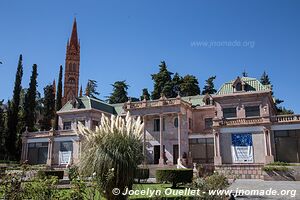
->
[63,18,80,104]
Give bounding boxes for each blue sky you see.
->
[0,0,299,112]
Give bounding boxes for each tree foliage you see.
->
[180,75,200,97]
[40,84,56,131]
[6,54,23,159]
[151,61,174,99]
[85,79,100,98]
[140,88,150,101]
[259,71,293,114]
[0,100,5,156]
[24,64,38,132]
[55,65,63,130]
[108,81,129,104]
[202,76,217,95]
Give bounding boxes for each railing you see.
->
[25,129,76,137]
[221,117,263,126]
[125,97,190,109]
[271,114,300,123]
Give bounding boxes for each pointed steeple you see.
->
[70,18,79,48]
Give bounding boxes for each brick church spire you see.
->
[63,18,80,104]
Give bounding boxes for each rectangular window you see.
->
[205,118,213,129]
[60,141,73,152]
[153,118,165,131]
[223,107,237,118]
[245,106,260,117]
[63,121,72,130]
[154,119,160,131]
[189,138,214,163]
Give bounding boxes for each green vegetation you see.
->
[263,165,290,172]
[85,79,100,99]
[77,113,144,199]
[135,168,150,183]
[54,65,63,130]
[108,80,129,103]
[156,169,193,188]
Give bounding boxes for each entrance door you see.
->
[173,145,178,164]
[154,145,165,164]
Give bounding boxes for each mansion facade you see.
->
[20,19,300,179]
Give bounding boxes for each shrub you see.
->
[156,169,193,188]
[135,168,150,183]
[263,166,290,172]
[193,173,229,200]
[267,161,290,166]
[37,170,64,179]
[69,165,79,180]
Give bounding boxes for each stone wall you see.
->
[215,164,264,179]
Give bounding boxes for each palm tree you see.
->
[77,112,144,200]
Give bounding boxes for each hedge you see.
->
[135,168,150,183]
[37,170,64,179]
[156,169,193,188]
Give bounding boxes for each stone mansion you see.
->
[21,19,300,179]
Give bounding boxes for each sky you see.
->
[0,0,299,112]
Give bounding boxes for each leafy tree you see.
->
[54,65,63,130]
[108,81,129,104]
[151,61,174,99]
[140,88,150,101]
[40,84,56,131]
[24,64,38,132]
[180,75,200,96]
[6,54,23,159]
[85,79,100,98]
[202,76,217,95]
[172,73,183,96]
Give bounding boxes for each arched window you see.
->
[68,78,75,84]
[174,117,178,128]
[69,63,72,72]
[73,63,76,72]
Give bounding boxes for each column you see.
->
[264,127,274,164]
[177,113,182,159]
[159,114,164,166]
[46,138,53,166]
[213,129,222,165]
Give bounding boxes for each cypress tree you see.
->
[108,81,129,104]
[24,64,38,132]
[202,76,217,95]
[0,100,5,157]
[40,84,56,131]
[55,65,63,130]
[180,75,200,97]
[6,54,23,159]
[140,88,150,101]
[260,71,271,86]
[151,61,174,99]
